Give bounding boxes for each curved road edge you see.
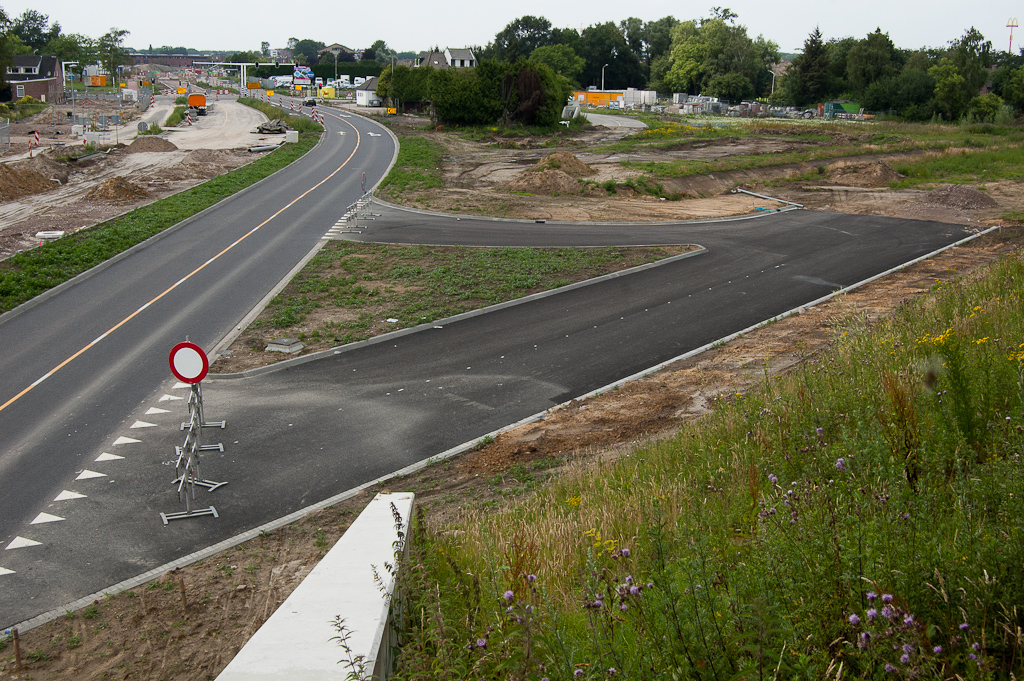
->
[208,108,400,359]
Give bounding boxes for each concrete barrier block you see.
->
[216,492,415,680]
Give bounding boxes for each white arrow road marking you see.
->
[172,382,190,390]
[130,421,156,429]
[112,436,140,445]
[54,490,86,501]
[30,513,64,524]
[337,131,346,135]
[76,470,106,480]
[145,407,171,415]
[0,567,14,576]
[6,536,41,550]
[159,394,184,402]
[95,452,124,462]
[368,132,381,137]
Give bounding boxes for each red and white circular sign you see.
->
[169,341,209,384]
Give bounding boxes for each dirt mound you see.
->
[0,161,56,200]
[530,150,596,178]
[184,149,232,164]
[85,176,150,203]
[825,161,903,188]
[125,136,178,153]
[506,168,582,195]
[927,184,998,210]
[18,154,71,185]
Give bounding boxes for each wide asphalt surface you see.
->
[0,113,975,629]
[0,97,395,627]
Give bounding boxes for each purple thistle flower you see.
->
[836,458,846,471]
[594,599,603,608]
[881,593,893,603]
[620,603,628,611]
[575,670,584,678]
[608,668,617,676]
[866,591,877,601]
[816,427,823,436]
[768,474,778,484]
[849,614,861,625]
[867,608,878,620]
[969,653,977,661]
[959,622,970,631]
[972,642,980,651]
[903,643,913,654]
[527,574,536,582]
[881,606,894,619]
[647,582,653,589]
[621,548,630,557]
[933,645,943,654]
[476,638,487,648]
[903,615,914,625]
[885,663,897,673]
[900,654,910,664]
[630,586,640,596]
[503,590,514,601]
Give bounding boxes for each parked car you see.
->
[303,97,317,106]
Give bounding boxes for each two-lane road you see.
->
[0,103,396,624]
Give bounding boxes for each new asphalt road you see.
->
[0,99,395,627]
[0,116,976,628]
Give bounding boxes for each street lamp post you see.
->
[601,63,609,90]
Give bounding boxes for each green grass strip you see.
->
[0,131,321,313]
[378,136,445,195]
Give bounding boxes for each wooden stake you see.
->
[12,627,22,670]
[178,574,188,613]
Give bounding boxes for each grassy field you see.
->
[378,136,446,196]
[0,114,323,313]
[393,252,1024,679]
[606,118,1024,186]
[246,243,690,349]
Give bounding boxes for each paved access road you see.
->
[0,101,395,626]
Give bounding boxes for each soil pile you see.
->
[530,150,596,178]
[0,162,56,200]
[20,155,70,185]
[85,176,150,203]
[125,136,178,153]
[506,168,582,195]
[825,161,904,188]
[927,184,998,210]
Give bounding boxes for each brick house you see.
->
[4,55,64,102]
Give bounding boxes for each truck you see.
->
[187,92,207,115]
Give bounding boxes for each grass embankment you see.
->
[0,106,324,313]
[248,243,688,349]
[608,118,1024,185]
[163,105,186,127]
[395,254,1024,679]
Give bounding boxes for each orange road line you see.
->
[0,111,364,414]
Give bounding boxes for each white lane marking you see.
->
[54,490,86,501]
[91,334,108,344]
[113,436,141,445]
[6,536,42,549]
[76,469,107,480]
[30,512,64,525]
[130,420,157,429]
[96,452,124,461]
[145,407,171,415]
[136,302,151,312]
[159,394,184,402]
[0,567,14,576]
[30,374,50,387]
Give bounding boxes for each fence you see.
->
[0,118,8,152]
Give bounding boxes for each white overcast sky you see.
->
[5,0,1021,56]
